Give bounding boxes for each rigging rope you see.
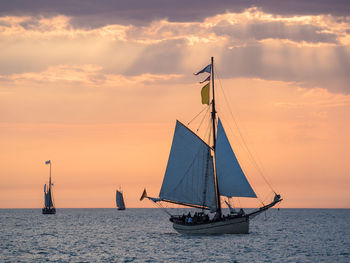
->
[187,104,211,126]
[153,201,172,216]
[197,106,211,132]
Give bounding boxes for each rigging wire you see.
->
[215,69,276,197]
[153,201,172,216]
[187,101,212,145]
[187,104,211,126]
[197,106,211,132]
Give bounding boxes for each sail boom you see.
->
[160,199,210,210]
[220,194,257,199]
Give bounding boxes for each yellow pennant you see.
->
[201,83,210,105]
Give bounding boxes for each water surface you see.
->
[1,208,349,262]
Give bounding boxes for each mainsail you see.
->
[44,185,54,208]
[215,118,256,198]
[159,121,217,211]
[44,189,49,207]
[116,190,126,209]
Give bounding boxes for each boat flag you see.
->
[199,75,210,84]
[45,160,51,165]
[194,64,211,75]
[201,83,210,105]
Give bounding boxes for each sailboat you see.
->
[116,187,126,210]
[141,57,282,234]
[42,160,56,214]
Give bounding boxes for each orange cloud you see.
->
[1,8,349,45]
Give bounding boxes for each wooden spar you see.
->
[211,56,222,216]
[140,189,211,210]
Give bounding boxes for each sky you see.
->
[0,0,349,208]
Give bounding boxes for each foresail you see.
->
[47,188,54,207]
[215,118,257,198]
[159,121,217,211]
[45,188,54,208]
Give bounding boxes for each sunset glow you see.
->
[1,1,349,208]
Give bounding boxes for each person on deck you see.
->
[213,212,220,221]
[187,216,193,224]
[238,208,245,216]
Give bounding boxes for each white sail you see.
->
[215,118,257,198]
[116,190,125,209]
[159,121,217,210]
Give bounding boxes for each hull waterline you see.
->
[173,216,249,234]
[42,207,56,214]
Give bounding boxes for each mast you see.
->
[49,161,52,208]
[211,57,217,150]
[49,162,52,190]
[211,56,221,216]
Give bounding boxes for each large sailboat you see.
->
[116,187,126,210]
[42,160,56,214]
[141,57,282,234]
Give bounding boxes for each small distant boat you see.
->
[42,160,56,214]
[116,188,126,210]
[141,57,282,234]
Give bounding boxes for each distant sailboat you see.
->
[116,188,126,210]
[141,57,282,234]
[42,160,56,214]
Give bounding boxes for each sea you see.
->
[1,208,349,262]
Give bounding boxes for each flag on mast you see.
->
[45,160,51,165]
[201,83,210,105]
[194,64,211,75]
[200,75,210,84]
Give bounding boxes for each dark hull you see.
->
[117,207,126,210]
[170,196,283,234]
[173,216,249,234]
[42,207,56,214]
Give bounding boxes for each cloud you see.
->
[217,42,350,93]
[0,64,182,88]
[1,9,348,45]
[0,64,186,125]
[275,87,350,109]
[213,21,338,44]
[1,0,350,27]
[1,7,350,94]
